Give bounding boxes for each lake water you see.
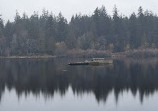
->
[0,58,158,111]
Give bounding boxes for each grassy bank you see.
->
[0,55,56,59]
[1,48,158,59]
[57,48,158,58]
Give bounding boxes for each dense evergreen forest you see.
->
[0,6,158,56]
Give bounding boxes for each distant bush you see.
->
[125,48,158,58]
[64,49,112,58]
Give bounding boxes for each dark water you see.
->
[0,58,158,111]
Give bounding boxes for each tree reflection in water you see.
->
[0,58,158,104]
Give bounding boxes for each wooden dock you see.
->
[68,58,113,66]
[68,62,89,65]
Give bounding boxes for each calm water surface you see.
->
[0,58,158,111]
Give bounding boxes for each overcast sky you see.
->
[0,0,158,22]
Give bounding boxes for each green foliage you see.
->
[65,28,76,49]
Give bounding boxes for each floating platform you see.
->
[68,58,113,66]
[68,62,89,65]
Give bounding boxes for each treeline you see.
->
[0,6,158,56]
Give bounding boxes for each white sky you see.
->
[0,0,158,22]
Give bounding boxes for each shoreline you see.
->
[1,48,158,59]
[0,55,57,59]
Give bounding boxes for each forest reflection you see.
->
[0,58,158,104]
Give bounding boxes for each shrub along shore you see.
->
[0,48,158,58]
